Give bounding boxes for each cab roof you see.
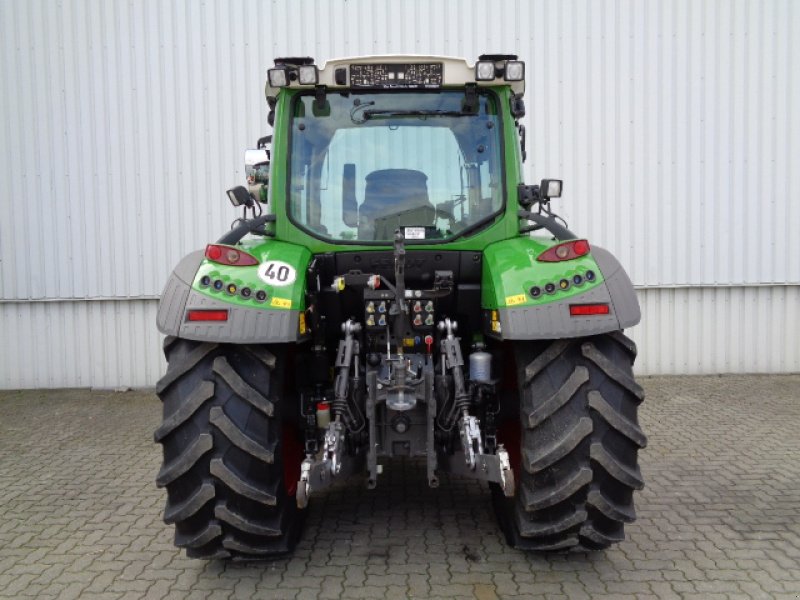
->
[265,54,525,99]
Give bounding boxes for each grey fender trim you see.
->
[495,285,621,340]
[173,250,206,285]
[156,251,204,336]
[590,246,641,329]
[492,246,640,340]
[156,250,300,343]
[178,291,299,343]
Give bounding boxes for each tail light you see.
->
[205,244,259,266]
[186,309,229,322]
[569,303,610,316]
[537,239,590,262]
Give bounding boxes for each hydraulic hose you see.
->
[518,210,576,240]
[216,214,274,245]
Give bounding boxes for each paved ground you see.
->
[0,375,799,600]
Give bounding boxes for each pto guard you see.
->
[481,238,640,340]
[156,242,312,344]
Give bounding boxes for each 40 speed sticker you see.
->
[257,260,297,287]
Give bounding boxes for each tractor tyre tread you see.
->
[155,339,302,560]
[494,332,646,552]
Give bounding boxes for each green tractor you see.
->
[155,54,646,559]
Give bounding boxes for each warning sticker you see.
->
[270,297,292,309]
[505,294,527,306]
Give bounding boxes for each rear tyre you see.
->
[155,337,304,559]
[493,331,647,551]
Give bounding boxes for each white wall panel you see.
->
[1,287,797,389]
[1,0,798,388]
[1,0,798,301]
[629,286,800,376]
[0,299,164,389]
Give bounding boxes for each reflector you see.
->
[569,304,610,316]
[186,310,229,322]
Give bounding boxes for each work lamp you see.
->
[475,61,495,81]
[541,179,563,198]
[298,65,318,85]
[504,61,525,81]
[268,67,288,87]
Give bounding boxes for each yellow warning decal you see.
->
[504,294,527,306]
[270,297,292,309]
[298,312,307,334]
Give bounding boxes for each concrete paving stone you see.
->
[75,593,124,600]
[144,580,174,600]
[619,569,665,582]
[1,375,799,599]
[339,584,389,598]
[524,582,563,594]
[428,582,478,597]
[455,571,494,585]
[364,573,407,587]
[647,581,681,600]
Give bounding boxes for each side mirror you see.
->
[245,148,270,186]
[227,186,255,208]
[342,163,358,227]
[540,179,563,199]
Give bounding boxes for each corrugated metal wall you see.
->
[1,0,798,388]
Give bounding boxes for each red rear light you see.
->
[186,309,229,322]
[205,244,259,266]
[569,303,610,316]
[537,240,591,262]
[573,239,590,255]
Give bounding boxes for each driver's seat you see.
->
[359,169,435,239]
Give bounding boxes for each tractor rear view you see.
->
[155,54,646,558]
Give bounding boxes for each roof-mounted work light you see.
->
[267,67,288,88]
[475,61,496,81]
[298,65,318,85]
[504,61,525,81]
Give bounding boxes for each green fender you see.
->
[156,239,313,343]
[480,237,640,340]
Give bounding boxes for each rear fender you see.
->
[481,238,640,340]
[156,240,312,343]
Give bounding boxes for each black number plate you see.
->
[349,63,443,88]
